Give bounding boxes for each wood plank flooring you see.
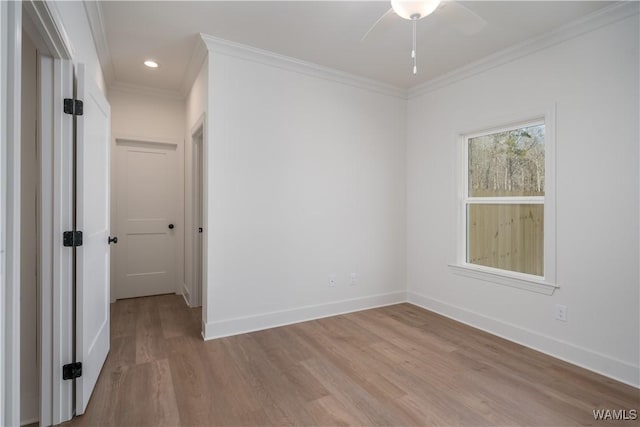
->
[65,295,639,426]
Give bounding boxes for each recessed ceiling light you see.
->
[144,60,159,68]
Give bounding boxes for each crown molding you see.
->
[109,81,184,101]
[85,0,637,103]
[200,33,408,99]
[83,0,115,87]
[181,35,209,98]
[408,1,639,99]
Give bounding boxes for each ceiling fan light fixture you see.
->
[391,0,441,20]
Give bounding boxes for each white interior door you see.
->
[74,64,111,415]
[114,139,178,299]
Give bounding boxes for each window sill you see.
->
[448,263,559,295]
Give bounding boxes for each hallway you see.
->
[65,295,200,426]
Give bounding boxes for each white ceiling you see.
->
[99,1,612,94]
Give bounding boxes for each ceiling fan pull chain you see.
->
[412,18,417,74]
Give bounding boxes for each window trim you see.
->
[451,107,558,295]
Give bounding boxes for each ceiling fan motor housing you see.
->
[391,0,441,21]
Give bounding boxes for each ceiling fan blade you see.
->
[360,8,398,42]
[438,1,487,36]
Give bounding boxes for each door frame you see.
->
[188,113,207,337]
[190,122,204,308]
[2,1,76,425]
[1,2,23,425]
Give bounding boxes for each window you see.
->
[453,115,557,294]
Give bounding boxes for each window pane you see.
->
[467,204,544,276]
[468,124,545,197]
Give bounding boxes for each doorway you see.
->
[18,4,77,423]
[191,126,204,307]
[5,3,113,425]
[113,138,180,300]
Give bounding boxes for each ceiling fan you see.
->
[361,0,487,75]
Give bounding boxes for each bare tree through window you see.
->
[466,123,545,276]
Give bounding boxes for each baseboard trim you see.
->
[407,291,640,388]
[200,289,638,388]
[181,283,191,307]
[203,291,406,340]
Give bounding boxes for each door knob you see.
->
[108,236,118,244]
[168,224,175,229]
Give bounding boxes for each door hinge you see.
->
[62,362,82,380]
[63,98,84,116]
[63,230,83,247]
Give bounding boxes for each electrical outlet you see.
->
[329,274,336,287]
[555,304,567,322]
[350,273,357,286]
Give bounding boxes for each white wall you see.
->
[406,14,639,386]
[203,49,407,338]
[184,59,208,309]
[20,30,38,426]
[108,88,186,298]
[109,88,185,142]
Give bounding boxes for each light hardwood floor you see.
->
[65,295,639,426]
